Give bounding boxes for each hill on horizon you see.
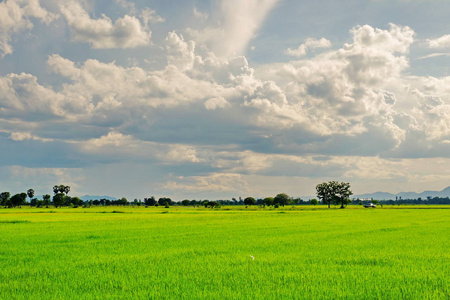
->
[354,186,450,200]
[80,195,118,201]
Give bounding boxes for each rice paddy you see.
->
[0,206,449,299]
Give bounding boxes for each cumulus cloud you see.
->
[285,38,332,57]
[256,23,415,144]
[165,32,196,71]
[4,16,450,198]
[60,1,151,49]
[3,23,428,160]
[0,0,56,57]
[0,72,65,119]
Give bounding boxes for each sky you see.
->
[2,0,450,200]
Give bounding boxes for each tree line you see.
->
[0,181,351,209]
[2,181,448,209]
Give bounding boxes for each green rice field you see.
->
[0,206,449,299]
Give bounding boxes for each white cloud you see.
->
[140,7,165,26]
[162,173,249,193]
[80,131,202,165]
[115,0,164,26]
[193,7,208,22]
[10,132,52,142]
[5,165,83,195]
[0,72,65,119]
[417,53,450,60]
[165,32,196,71]
[204,97,230,110]
[256,23,416,143]
[349,23,414,53]
[0,0,56,57]
[285,38,332,57]
[187,0,279,57]
[60,1,151,49]
[427,34,450,49]
[4,14,450,199]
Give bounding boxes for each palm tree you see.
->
[63,185,70,195]
[27,189,35,204]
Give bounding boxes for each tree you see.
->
[316,181,353,209]
[263,197,274,207]
[274,193,290,207]
[0,192,11,207]
[144,197,156,206]
[244,197,256,206]
[71,197,83,207]
[292,197,303,205]
[10,193,27,208]
[53,193,66,208]
[27,189,35,204]
[181,199,190,206]
[118,197,128,205]
[43,194,51,207]
[63,185,70,195]
[158,197,172,206]
[316,182,333,208]
[205,201,220,208]
[53,185,70,195]
[310,198,318,206]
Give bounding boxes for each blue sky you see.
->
[1,0,450,200]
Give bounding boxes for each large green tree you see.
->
[263,197,274,207]
[0,192,11,207]
[144,197,156,206]
[10,193,27,208]
[316,181,353,209]
[244,197,256,206]
[43,194,51,207]
[158,197,172,206]
[274,193,290,207]
[53,193,66,208]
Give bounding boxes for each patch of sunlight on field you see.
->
[0,206,449,299]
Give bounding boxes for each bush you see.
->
[274,204,279,208]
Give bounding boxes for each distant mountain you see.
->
[355,192,396,200]
[80,195,117,201]
[354,186,450,200]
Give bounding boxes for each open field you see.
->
[1,206,449,299]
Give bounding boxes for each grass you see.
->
[0,205,448,299]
